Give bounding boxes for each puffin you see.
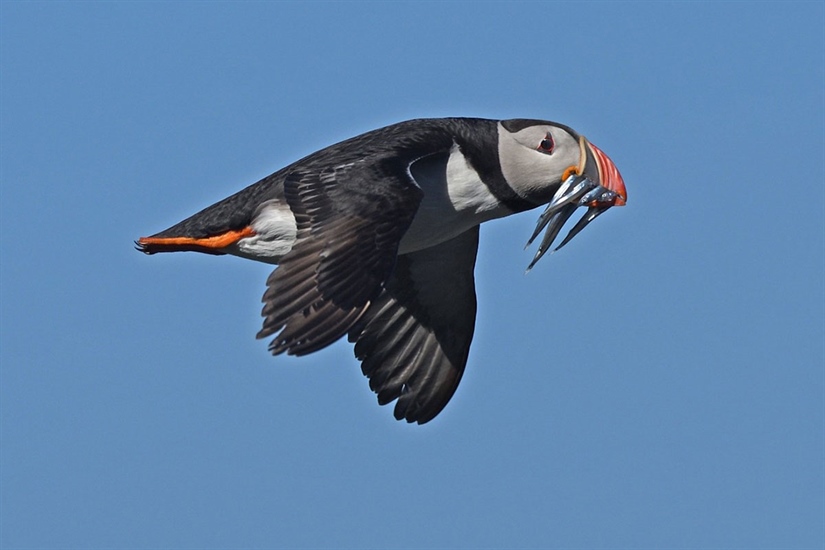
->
[137,117,627,424]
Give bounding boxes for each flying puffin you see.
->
[137,117,627,424]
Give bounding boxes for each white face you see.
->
[497,122,583,202]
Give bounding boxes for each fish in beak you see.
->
[525,137,626,271]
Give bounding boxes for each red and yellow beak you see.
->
[580,137,627,207]
[525,136,627,271]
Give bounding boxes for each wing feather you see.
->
[349,227,480,423]
[257,161,424,356]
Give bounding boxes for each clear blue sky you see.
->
[2,2,823,548]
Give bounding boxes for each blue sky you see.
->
[1,2,823,548]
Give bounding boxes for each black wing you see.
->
[348,227,480,424]
[257,159,424,356]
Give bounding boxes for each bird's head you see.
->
[497,119,627,270]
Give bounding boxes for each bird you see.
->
[137,117,626,424]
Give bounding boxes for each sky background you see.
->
[1,2,823,549]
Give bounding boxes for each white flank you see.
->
[444,144,504,214]
[400,144,511,254]
[232,200,297,264]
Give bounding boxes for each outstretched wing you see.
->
[257,159,424,356]
[348,227,480,424]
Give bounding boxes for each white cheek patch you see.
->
[498,124,581,199]
[233,201,297,264]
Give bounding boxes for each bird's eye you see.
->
[537,133,554,154]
